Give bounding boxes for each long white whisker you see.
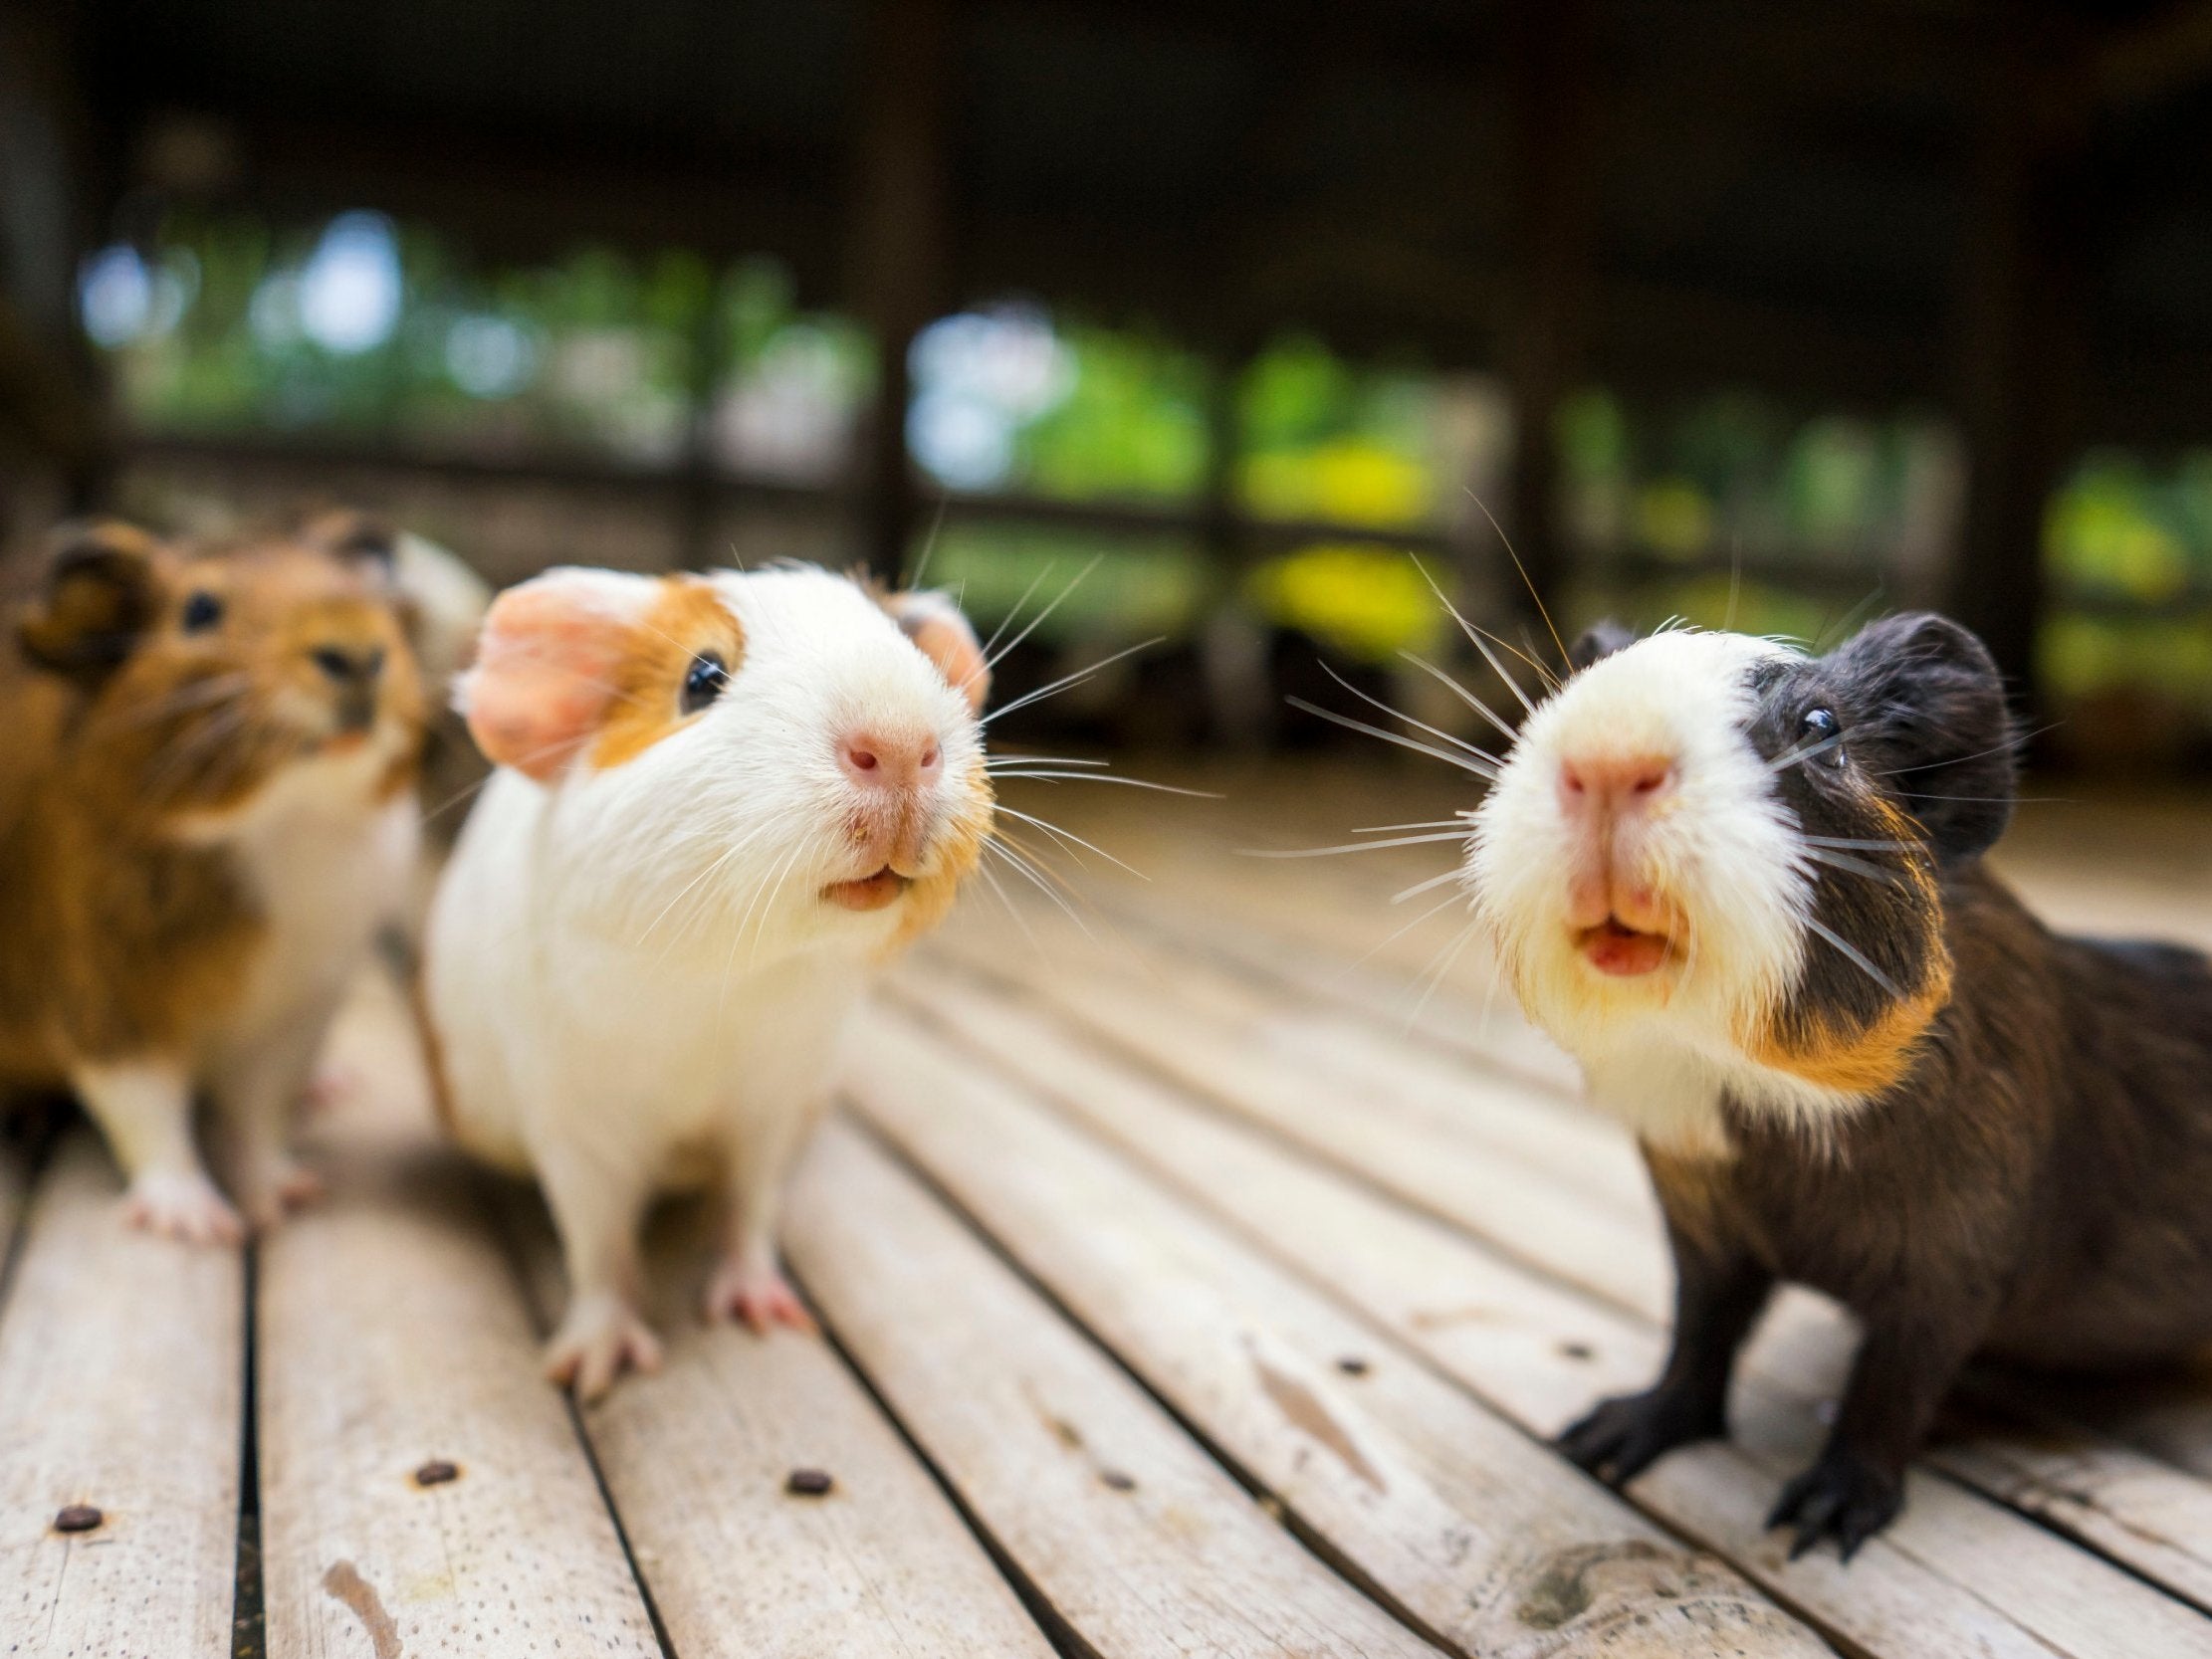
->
[1317,661,1503,767]
[1243,831,1473,858]
[1802,914,1904,999]
[1392,866,1468,905]
[1410,555,1539,718]
[981,554,1103,677]
[1284,697,1497,779]
[984,636,1162,726]
[992,770,1220,797]
[1399,650,1520,744]
[995,806,1149,881]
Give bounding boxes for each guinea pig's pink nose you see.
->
[1559,753,1674,816]
[838,728,943,790]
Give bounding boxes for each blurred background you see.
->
[5,0,2212,771]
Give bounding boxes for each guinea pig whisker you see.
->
[975,859,1048,958]
[979,554,1104,681]
[1802,835,1917,852]
[971,561,1060,675]
[1318,662,1505,768]
[1802,914,1905,1000]
[1284,698,1499,780]
[988,770,1221,798]
[1400,651,1520,744]
[1354,818,1474,834]
[1356,887,1472,967]
[1409,913,1483,1028]
[1460,487,1572,670]
[1805,847,1907,886]
[985,753,1111,769]
[1392,867,1466,905]
[983,637,1164,726]
[985,836,1095,939]
[1243,830,1473,859]
[1765,732,1843,773]
[994,806,1149,881]
[1410,555,1545,713]
[1869,725,2049,779]
[100,672,254,731]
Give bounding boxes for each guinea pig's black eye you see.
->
[180,590,224,633]
[681,653,729,715]
[1797,707,1844,764]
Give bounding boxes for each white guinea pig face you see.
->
[459,563,993,959]
[1467,613,2010,1123]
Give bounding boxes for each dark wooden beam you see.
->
[849,0,956,581]
[1946,15,2093,723]
[1500,0,1599,631]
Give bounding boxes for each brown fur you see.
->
[0,517,425,1090]
[588,578,748,770]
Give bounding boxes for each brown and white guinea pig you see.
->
[0,515,426,1240]
[421,563,994,1399]
[1464,612,2212,1557]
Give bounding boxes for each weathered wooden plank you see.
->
[784,1119,1439,1659]
[257,970,663,1659]
[841,1012,1829,1658]
[900,975,2212,1657]
[0,1134,244,1659]
[922,921,2212,1612]
[501,1191,1059,1659]
[1084,903,2212,1614]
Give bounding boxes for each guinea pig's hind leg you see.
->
[72,1059,243,1245]
[210,1021,332,1231]
[1558,1238,1773,1484]
[1767,1293,1992,1560]
[702,1120,818,1336]
[539,1146,663,1400]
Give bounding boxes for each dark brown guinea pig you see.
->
[0,514,425,1241]
[1465,612,2212,1557]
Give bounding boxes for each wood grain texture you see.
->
[921,908,2212,1621]
[842,1009,1827,1659]
[0,1133,244,1659]
[256,970,662,1659]
[787,1118,1439,1659]
[897,969,2212,1658]
[500,1190,1059,1659]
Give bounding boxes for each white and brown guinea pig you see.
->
[1466,612,2212,1557]
[0,515,426,1239]
[421,562,994,1399]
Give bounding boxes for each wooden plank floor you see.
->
[7,764,2212,1657]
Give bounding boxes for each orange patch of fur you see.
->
[588,578,747,770]
[878,777,996,961]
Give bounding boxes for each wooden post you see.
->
[849,0,954,579]
[1947,19,2090,723]
[1500,0,1597,634]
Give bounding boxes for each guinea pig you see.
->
[1464,611,2212,1557]
[0,514,426,1239]
[421,562,994,1399]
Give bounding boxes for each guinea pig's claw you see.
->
[1767,1447,1903,1562]
[1555,1384,1725,1487]
[237,1158,328,1233]
[545,1295,664,1402]
[704,1259,816,1336]
[122,1170,246,1247]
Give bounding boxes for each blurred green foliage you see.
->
[1237,337,1439,527]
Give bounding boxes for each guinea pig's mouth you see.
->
[824,867,913,913]
[1574,917,1675,977]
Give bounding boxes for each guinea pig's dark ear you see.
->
[16,520,165,684]
[1827,611,2016,863]
[1568,619,1637,673]
[880,588,989,715]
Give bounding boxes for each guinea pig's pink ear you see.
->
[882,588,990,715]
[457,567,659,779]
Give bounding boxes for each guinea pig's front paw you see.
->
[1766,1444,1904,1561]
[122,1169,246,1246]
[703,1257,817,1336]
[1556,1383,1728,1486]
[545,1293,664,1402]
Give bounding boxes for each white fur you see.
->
[425,565,989,1392]
[76,729,420,1233]
[1466,629,1851,1153]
